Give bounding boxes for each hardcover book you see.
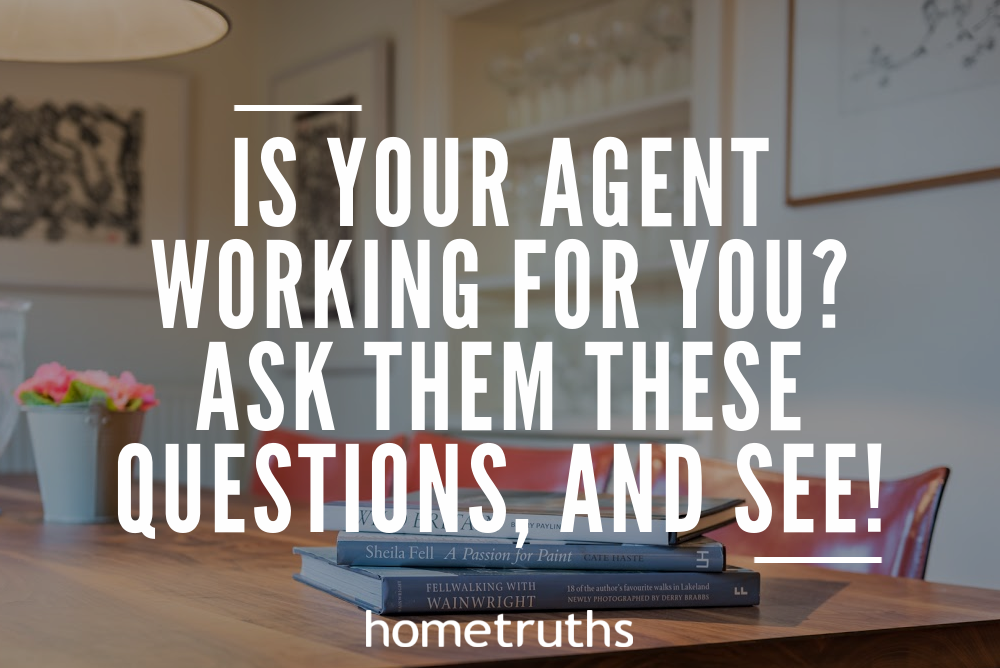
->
[294,547,759,615]
[324,490,741,546]
[335,533,726,571]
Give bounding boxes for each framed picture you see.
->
[269,38,391,370]
[786,0,1000,205]
[290,97,356,321]
[0,63,187,289]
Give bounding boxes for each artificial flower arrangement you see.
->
[16,362,158,412]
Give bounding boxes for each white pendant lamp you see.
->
[0,0,230,62]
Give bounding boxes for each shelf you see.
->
[452,0,614,26]
[459,89,691,159]
[475,256,679,294]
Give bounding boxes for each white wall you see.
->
[723,0,1000,589]
[1,0,432,469]
[0,0,261,471]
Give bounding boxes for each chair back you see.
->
[410,432,616,494]
[644,451,948,578]
[251,429,408,502]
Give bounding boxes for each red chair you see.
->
[251,429,408,502]
[408,432,616,494]
[640,448,948,578]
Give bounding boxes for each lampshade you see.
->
[0,0,230,62]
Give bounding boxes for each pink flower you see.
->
[75,370,112,391]
[15,362,73,403]
[109,371,159,411]
[15,364,158,412]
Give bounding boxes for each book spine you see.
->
[381,570,759,614]
[337,537,725,572]
[324,505,680,546]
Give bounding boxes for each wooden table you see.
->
[1,475,999,667]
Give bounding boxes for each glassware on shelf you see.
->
[577,146,613,262]
[645,0,693,90]
[510,163,533,238]
[599,8,646,104]
[488,52,531,128]
[623,137,645,257]
[483,0,694,131]
[556,16,601,117]
[530,161,553,246]
[646,0,691,47]
[522,24,564,124]
[507,159,549,243]
[652,139,674,233]
[665,142,686,234]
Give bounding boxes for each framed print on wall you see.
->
[288,97,356,322]
[0,63,188,289]
[786,0,1000,205]
[269,38,391,371]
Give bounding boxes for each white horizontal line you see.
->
[233,105,362,111]
[754,557,882,564]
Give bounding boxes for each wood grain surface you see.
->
[1,475,999,667]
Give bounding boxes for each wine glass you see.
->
[487,53,530,128]
[644,0,693,91]
[522,28,562,123]
[600,10,645,103]
[556,18,600,116]
[0,299,30,512]
[645,0,691,49]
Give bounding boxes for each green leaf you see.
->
[19,390,55,406]
[61,380,108,406]
[125,397,142,412]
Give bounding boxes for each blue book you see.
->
[335,533,726,572]
[294,547,759,615]
[324,490,742,546]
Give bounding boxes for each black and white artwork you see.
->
[842,0,1000,113]
[292,96,355,320]
[788,0,1000,204]
[269,38,387,369]
[0,98,144,245]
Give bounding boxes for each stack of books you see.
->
[294,490,760,615]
